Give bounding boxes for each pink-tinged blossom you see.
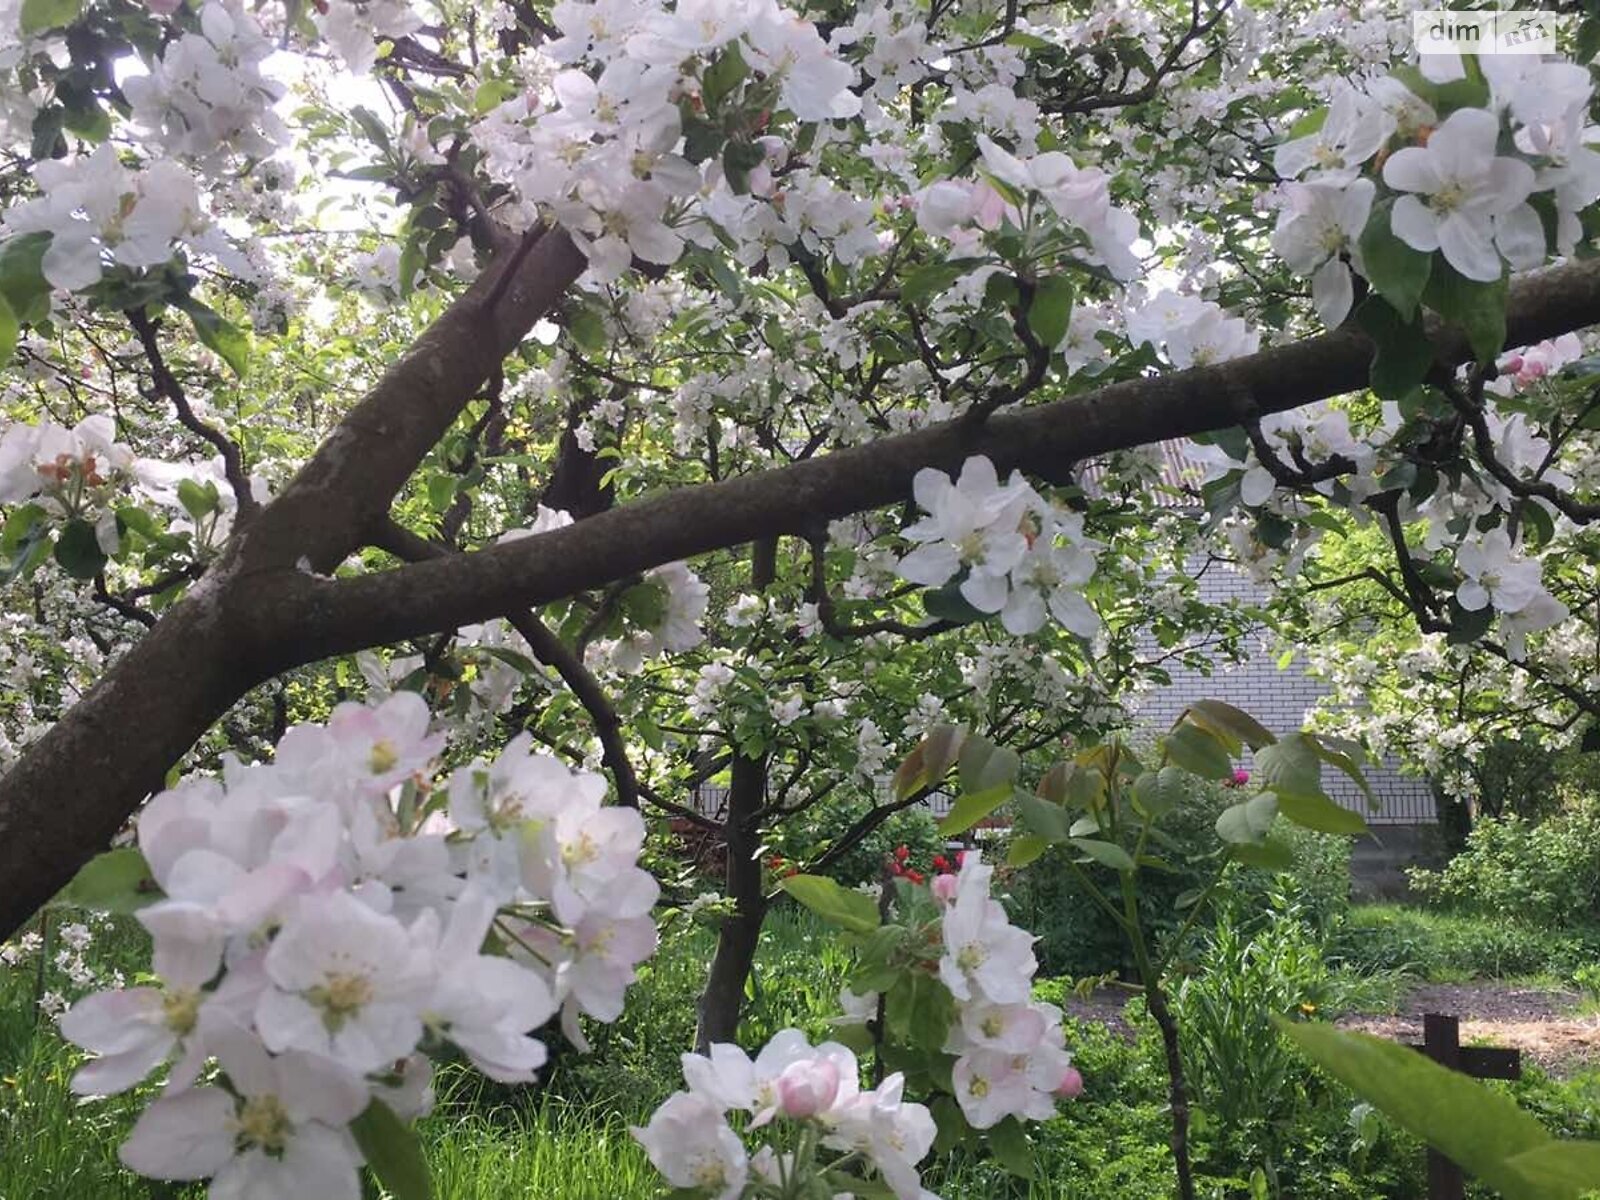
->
[256,892,432,1075]
[939,885,1037,1004]
[119,1031,367,1200]
[822,1073,937,1200]
[416,887,556,1083]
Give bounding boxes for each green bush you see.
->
[1000,781,1352,979]
[1407,795,1600,930]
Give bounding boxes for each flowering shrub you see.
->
[55,692,657,1197]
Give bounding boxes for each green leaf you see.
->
[1068,837,1135,872]
[900,259,987,306]
[566,305,607,352]
[1424,261,1508,365]
[1447,597,1495,645]
[1308,734,1377,809]
[0,292,16,366]
[1276,792,1368,836]
[1230,836,1295,870]
[53,517,106,580]
[987,1117,1035,1181]
[938,781,1015,837]
[351,1099,433,1200]
[177,297,252,377]
[1014,793,1072,843]
[20,0,81,34]
[1357,296,1435,403]
[1276,1021,1589,1200]
[177,478,221,522]
[0,234,52,324]
[472,79,517,114]
[619,580,668,630]
[350,106,393,150]
[1358,201,1433,321]
[892,725,966,800]
[1503,1142,1600,1197]
[701,43,748,108]
[957,736,1019,795]
[1027,275,1074,348]
[1006,833,1050,867]
[850,925,907,993]
[1186,700,1277,750]
[778,874,880,934]
[1577,14,1600,67]
[931,1095,971,1155]
[1216,794,1278,844]
[1163,722,1234,781]
[1254,733,1326,801]
[1131,767,1188,819]
[921,580,987,625]
[57,848,161,914]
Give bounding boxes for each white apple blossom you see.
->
[897,456,1034,611]
[1274,88,1390,182]
[119,1030,368,1200]
[631,1091,748,1200]
[1455,528,1546,615]
[1271,178,1375,328]
[1382,107,1539,282]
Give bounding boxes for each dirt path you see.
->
[1337,982,1600,1074]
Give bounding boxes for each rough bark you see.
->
[0,229,586,938]
[4,256,1600,938]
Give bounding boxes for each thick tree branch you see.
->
[0,230,585,939]
[6,256,1600,939]
[251,259,1600,662]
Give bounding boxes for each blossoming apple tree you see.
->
[7,0,1600,1194]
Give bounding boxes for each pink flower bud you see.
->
[931,873,960,903]
[1054,1066,1084,1099]
[776,1057,841,1119]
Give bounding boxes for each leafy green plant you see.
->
[1172,900,1338,1126]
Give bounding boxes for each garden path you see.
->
[1336,983,1600,1075]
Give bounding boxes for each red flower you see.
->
[931,855,949,871]
[904,869,925,885]
[893,844,910,863]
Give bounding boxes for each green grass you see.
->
[1328,903,1600,984]
[422,1083,657,1199]
[2,901,1597,1200]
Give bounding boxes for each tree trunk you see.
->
[694,538,778,1051]
[694,748,769,1050]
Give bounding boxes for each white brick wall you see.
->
[1132,566,1437,825]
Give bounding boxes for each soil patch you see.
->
[1338,981,1600,1075]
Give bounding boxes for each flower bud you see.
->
[776,1057,841,1119]
[931,873,960,903]
[1054,1066,1085,1099]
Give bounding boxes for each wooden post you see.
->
[1409,1013,1522,1200]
